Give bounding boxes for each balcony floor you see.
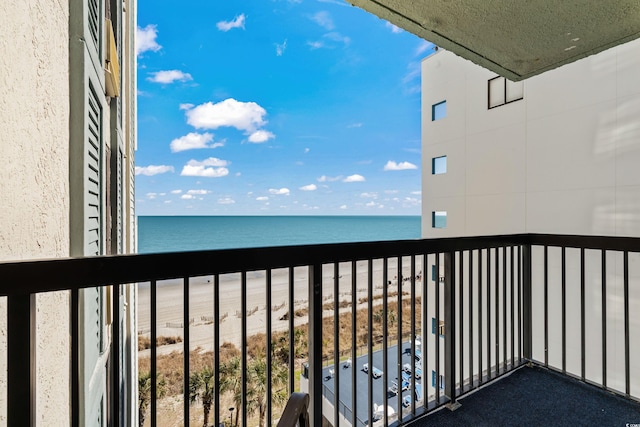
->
[414,365,640,426]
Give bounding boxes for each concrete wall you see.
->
[0,0,71,425]
[422,38,640,238]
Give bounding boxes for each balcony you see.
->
[1,233,639,426]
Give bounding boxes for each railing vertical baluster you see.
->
[72,289,79,427]
[183,277,189,427]
[333,263,340,427]
[502,246,507,373]
[435,254,441,403]
[495,248,499,376]
[478,250,483,385]
[241,271,247,427]
[213,275,220,427]
[624,251,630,397]
[411,255,417,415]
[444,251,459,409]
[367,259,374,425]
[601,251,607,389]
[397,257,404,415]
[422,254,428,408]
[151,280,157,427]
[382,258,388,425]
[308,263,323,426]
[518,246,522,362]
[267,269,273,426]
[544,246,548,367]
[522,245,532,362]
[561,247,566,375]
[458,251,464,392]
[112,284,121,427]
[486,248,491,380]
[7,293,34,426]
[468,251,474,389]
[350,261,357,427]
[288,268,295,395]
[580,249,586,382]
[510,246,514,370]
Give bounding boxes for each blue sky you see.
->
[136,0,433,216]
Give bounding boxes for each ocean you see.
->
[138,216,422,254]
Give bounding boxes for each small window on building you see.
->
[488,76,523,109]
[431,318,445,337]
[432,371,445,390]
[432,100,446,121]
[432,156,447,174]
[432,211,447,228]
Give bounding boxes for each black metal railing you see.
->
[1,233,638,426]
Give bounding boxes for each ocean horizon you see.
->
[138,215,422,254]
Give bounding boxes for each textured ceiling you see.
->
[348,0,640,80]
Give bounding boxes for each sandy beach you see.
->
[137,257,425,357]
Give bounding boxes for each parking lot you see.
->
[321,342,423,425]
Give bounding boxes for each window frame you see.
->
[487,76,523,109]
[431,100,447,121]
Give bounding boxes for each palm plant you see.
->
[245,357,289,427]
[189,366,216,427]
[220,356,242,426]
[138,371,166,427]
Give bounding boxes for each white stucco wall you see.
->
[0,0,71,425]
[422,38,640,238]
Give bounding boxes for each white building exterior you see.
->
[421,39,640,400]
[0,0,137,424]
[421,39,640,239]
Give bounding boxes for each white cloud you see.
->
[317,175,342,182]
[340,205,347,209]
[170,132,224,153]
[343,174,365,182]
[248,130,275,143]
[347,122,363,128]
[300,184,317,191]
[310,11,334,30]
[256,196,269,201]
[304,148,310,153]
[216,14,246,32]
[135,165,174,176]
[385,190,399,194]
[275,39,287,56]
[187,189,210,195]
[180,158,229,178]
[324,32,350,46]
[318,0,348,6]
[179,103,194,110]
[360,192,377,198]
[136,25,161,56]
[146,192,157,199]
[386,22,402,33]
[416,40,435,56]
[307,41,324,50]
[410,191,422,195]
[218,197,236,204]
[384,160,418,171]
[148,70,193,84]
[184,99,267,133]
[366,201,376,207]
[181,194,195,200]
[171,189,183,194]
[269,188,290,195]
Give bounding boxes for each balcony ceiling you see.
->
[347,0,640,81]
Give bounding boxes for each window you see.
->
[488,76,523,109]
[431,318,445,337]
[432,371,445,390]
[432,211,447,229]
[432,100,446,121]
[432,156,447,174]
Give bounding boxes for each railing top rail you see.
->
[0,234,529,296]
[527,233,640,252]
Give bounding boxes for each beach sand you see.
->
[137,257,425,357]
